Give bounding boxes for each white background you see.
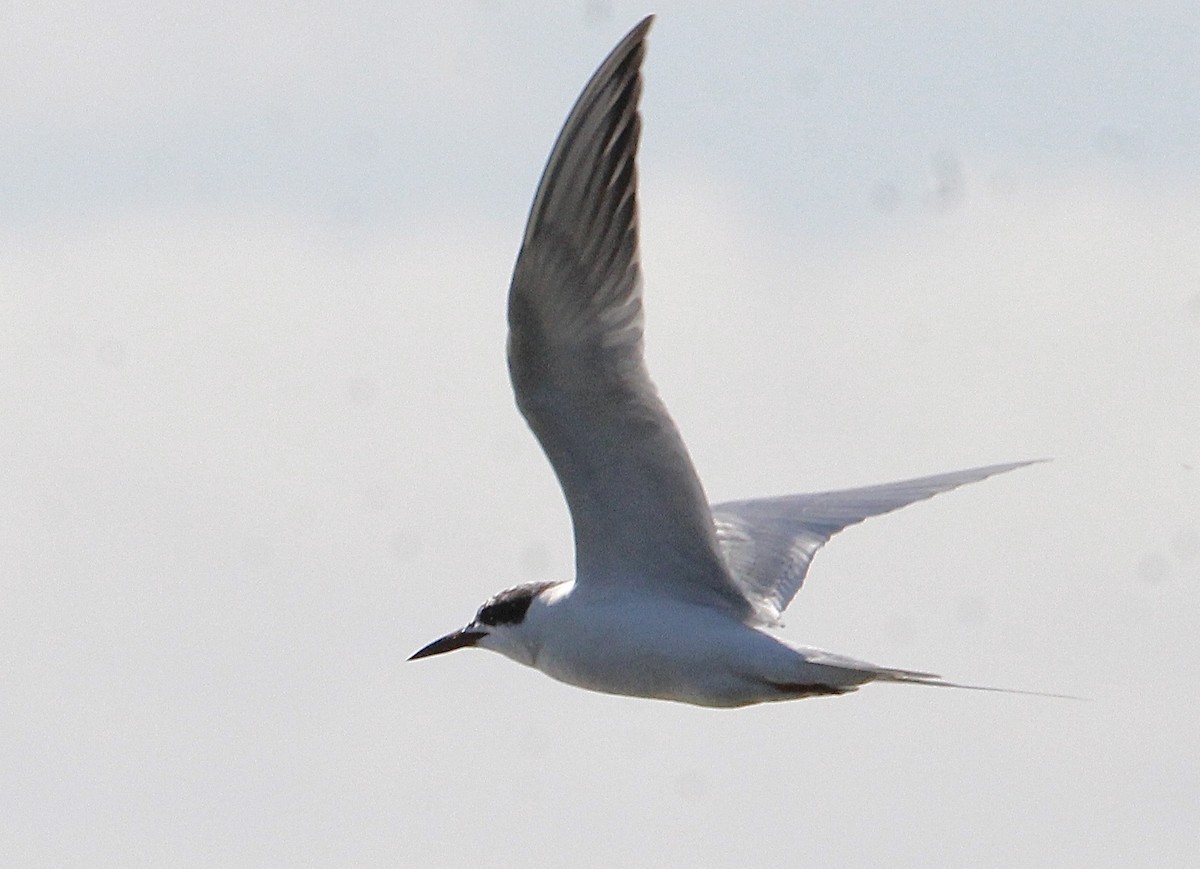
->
[3,2,1198,866]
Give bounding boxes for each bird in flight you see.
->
[410,16,1046,707]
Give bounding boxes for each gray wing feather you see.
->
[712,461,1043,625]
[506,19,1041,624]
[507,17,748,615]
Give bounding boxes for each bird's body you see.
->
[410,16,1052,707]
[505,583,905,707]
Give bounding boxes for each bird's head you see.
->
[409,580,559,666]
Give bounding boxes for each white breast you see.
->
[518,585,816,707]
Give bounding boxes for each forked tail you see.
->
[874,668,1083,700]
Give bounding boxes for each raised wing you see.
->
[507,17,748,615]
[712,461,1042,625]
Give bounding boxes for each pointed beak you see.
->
[408,627,489,661]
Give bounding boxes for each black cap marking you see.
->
[476,581,557,627]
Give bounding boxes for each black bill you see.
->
[408,628,488,661]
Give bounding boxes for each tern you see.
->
[410,16,1048,707]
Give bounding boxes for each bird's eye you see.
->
[477,604,499,626]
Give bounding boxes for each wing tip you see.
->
[597,16,654,73]
[595,15,655,83]
[517,15,655,251]
[970,457,1051,478]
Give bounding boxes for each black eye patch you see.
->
[476,581,556,626]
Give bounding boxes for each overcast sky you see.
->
[3,2,1199,866]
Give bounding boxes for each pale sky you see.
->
[3,2,1199,866]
